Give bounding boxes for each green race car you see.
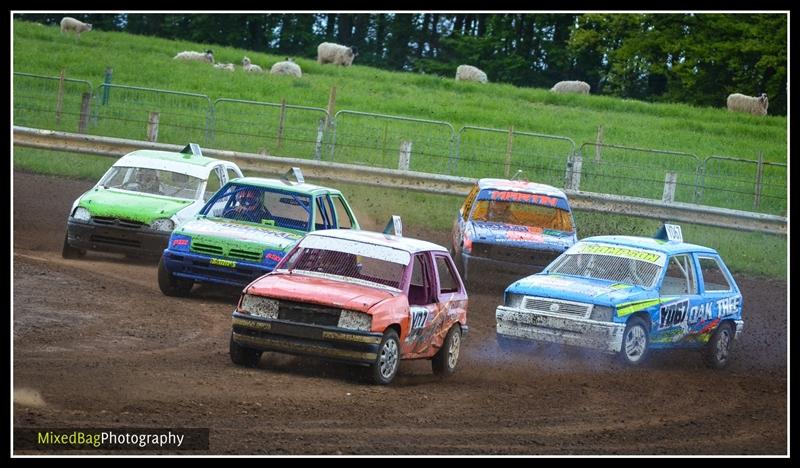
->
[63,144,243,259]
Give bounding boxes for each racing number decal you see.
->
[410,306,429,330]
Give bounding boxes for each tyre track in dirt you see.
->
[13,171,787,454]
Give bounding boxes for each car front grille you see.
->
[521,296,592,318]
[92,217,145,229]
[276,300,342,327]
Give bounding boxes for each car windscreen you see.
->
[470,200,574,232]
[201,183,311,231]
[281,235,409,290]
[548,244,664,289]
[100,166,202,199]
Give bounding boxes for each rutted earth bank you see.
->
[13,171,787,455]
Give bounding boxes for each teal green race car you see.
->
[62,144,243,259]
[157,168,360,295]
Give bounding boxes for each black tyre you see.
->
[432,325,462,376]
[61,232,85,259]
[229,333,262,367]
[619,316,650,366]
[157,256,193,297]
[704,322,734,369]
[370,329,401,385]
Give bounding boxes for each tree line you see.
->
[18,13,787,115]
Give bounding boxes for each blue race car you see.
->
[495,224,743,368]
[450,178,577,285]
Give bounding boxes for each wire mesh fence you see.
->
[700,156,787,215]
[578,143,701,203]
[12,72,787,216]
[212,98,329,159]
[329,110,456,173]
[454,126,575,184]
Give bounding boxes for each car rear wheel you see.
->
[704,322,734,369]
[432,325,462,376]
[370,329,400,385]
[61,232,85,259]
[619,316,649,366]
[229,333,262,367]
[157,256,193,297]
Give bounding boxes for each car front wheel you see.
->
[229,333,262,367]
[370,329,401,385]
[619,316,649,366]
[61,232,85,259]
[157,257,193,297]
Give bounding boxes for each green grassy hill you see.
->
[12,19,787,278]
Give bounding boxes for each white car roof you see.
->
[112,152,218,180]
[477,178,568,199]
[306,229,448,255]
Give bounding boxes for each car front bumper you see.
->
[66,219,169,257]
[162,250,274,288]
[461,251,556,282]
[495,305,626,353]
[231,312,383,365]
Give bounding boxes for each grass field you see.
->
[13,19,787,213]
[13,147,786,279]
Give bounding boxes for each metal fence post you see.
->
[55,69,65,124]
[399,141,412,171]
[662,171,677,203]
[504,126,514,177]
[565,153,582,190]
[101,67,112,105]
[595,125,604,162]
[326,86,336,129]
[754,152,764,210]
[78,92,91,134]
[147,111,160,142]
[314,118,325,161]
[277,98,287,152]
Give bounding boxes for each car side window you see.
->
[461,184,479,221]
[698,256,733,292]
[205,168,223,201]
[226,166,240,183]
[434,254,460,295]
[314,195,335,230]
[409,253,433,306]
[331,195,355,229]
[661,254,697,295]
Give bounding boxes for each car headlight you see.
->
[150,218,175,232]
[590,306,615,322]
[73,207,91,221]
[338,310,372,331]
[240,294,280,319]
[504,293,524,308]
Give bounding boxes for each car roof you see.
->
[228,177,342,196]
[306,229,448,254]
[581,235,719,256]
[113,150,227,180]
[477,178,568,199]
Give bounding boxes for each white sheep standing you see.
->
[60,17,92,37]
[726,93,768,116]
[270,58,302,78]
[213,63,235,72]
[550,80,591,94]
[317,42,357,66]
[174,50,214,63]
[242,56,263,72]
[455,65,488,83]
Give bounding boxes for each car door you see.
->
[403,252,440,357]
[654,253,704,347]
[329,194,358,230]
[695,254,743,336]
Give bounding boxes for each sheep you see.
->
[726,93,768,116]
[174,50,214,63]
[60,17,92,37]
[317,42,357,66]
[455,65,488,83]
[213,63,235,72]
[270,58,302,78]
[242,56,263,72]
[550,80,591,94]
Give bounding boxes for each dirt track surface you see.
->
[13,171,787,455]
